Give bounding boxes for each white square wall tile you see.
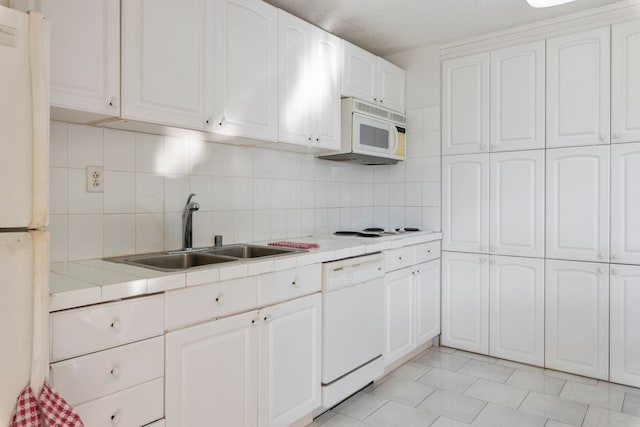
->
[164,212,182,251]
[234,177,253,210]
[136,213,164,253]
[405,183,422,207]
[234,210,253,243]
[50,121,67,167]
[286,180,302,209]
[68,214,103,260]
[314,209,329,235]
[389,207,405,229]
[232,146,254,178]
[373,207,389,229]
[162,136,190,175]
[270,179,288,210]
[252,148,272,178]
[49,214,68,262]
[286,209,302,238]
[192,211,214,248]
[252,210,271,242]
[189,176,214,211]
[213,211,235,244]
[252,178,271,210]
[104,171,135,214]
[327,208,340,231]
[67,168,103,214]
[286,152,304,180]
[67,124,103,168]
[301,209,315,236]
[210,143,235,177]
[301,181,315,209]
[422,182,441,207]
[339,207,352,230]
[405,158,427,183]
[424,106,441,132]
[373,183,389,207]
[389,183,406,206]
[104,129,135,172]
[164,175,190,213]
[425,130,441,157]
[188,139,214,176]
[373,165,389,183]
[135,133,164,173]
[136,173,164,213]
[50,167,68,215]
[405,207,422,229]
[424,156,441,182]
[270,209,287,240]
[212,176,235,211]
[103,214,135,257]
[423,207,441,231]
[388,162,405,183]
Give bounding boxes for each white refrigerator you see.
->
[0,5,50,425]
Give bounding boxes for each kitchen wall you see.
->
[49,121,435,262]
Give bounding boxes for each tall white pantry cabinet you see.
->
[441,19,640,382]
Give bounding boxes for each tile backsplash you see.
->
[49,112,440,261]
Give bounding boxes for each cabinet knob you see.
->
[612,269,619,276]
[480,257,486,263]
[215,294,224,305]
[308,136,312,141]
[206,116,213,125]
[291,279,299,288]
[490,259,496,265]
[374,97,378,102]
[107,97,116,108]
[599,134,605,142]
[613,133,620,140]
[597,267,604,274]
[219,115,225,127]
[427,249,432,253]
[263,314,272,322]
[316,138,320,142]
[379,99,383,104]
[110,366,121,380]
[480,144,486,151]
[110,410,121,425]
[398,256,404,261]
[416,269,420,274]
[110,319,121,333]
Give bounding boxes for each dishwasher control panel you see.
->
[322,253,385,292]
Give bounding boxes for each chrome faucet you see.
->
[182,193,200,250]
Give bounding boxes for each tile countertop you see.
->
[49,231,442,312]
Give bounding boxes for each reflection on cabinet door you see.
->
[490,150,544,258]
[490,41,545,151]
[442,52,490,155]
[545,260,609,380]
[546,146,610,262]
[611,143,640,265]
[610,265,640,388]
[546,27,610,148]
[442,154,489,253]
[312,29,341,150]
[441,252,489,355]
[612,20,640,144]
[489,256,544,366]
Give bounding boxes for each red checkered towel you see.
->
[9,386,42,427]
[268,241,320,249]
[39,382,84,427]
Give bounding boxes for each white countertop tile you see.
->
[49,272,101,311]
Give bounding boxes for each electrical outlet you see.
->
[86,166,104,193]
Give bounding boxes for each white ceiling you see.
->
[263,0,624,56]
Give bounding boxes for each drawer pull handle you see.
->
[215,294,224,305]
[110,319,121,333]
[110,411,121,425]
[110,366,121,380]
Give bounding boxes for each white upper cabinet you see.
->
[611,142,640,265]
[610,264,640,388]
[442,53,490,155]
[546,145,610,262]
[489,256,544,367]
[213,0,279,141]
[378,59,406,113]
[490,150,544,258]
[441,251,489,355]
[546,27,610,148]
[545,260,609,380]
[43,0,120,121]
[490,41,545,151]
[121,0,214,130]
[442,154,490,253]
[278,11,340,150]
[341,40,406,113]
[612,20,640,144]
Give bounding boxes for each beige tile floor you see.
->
[310,347,640,427]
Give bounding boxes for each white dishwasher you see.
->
[321,253,385,408]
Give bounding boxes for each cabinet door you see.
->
[415,260,440,347]
[441,252,489,355]
[490,150,544,258]
[545,260,609,380]
[43,0,120,119]
[312,28,341,151]
[490,41,545,151]
[258,294,321,427]
[278,10,313,147]
[378,58,406,113]
[384,268,415,365]
[442,154,489,253]
[610,265,640,387]
[121,0,214,130]
[611,143,640,264]
[489,256,544,366]
[214,0,278,141]
[341,40,378,103]
[546,146,610,262]
[165,311,258,427]
[546,27,610,148]
[442,52,490,155]
[612,20,640,144]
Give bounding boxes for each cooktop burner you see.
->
[333,227,421,237]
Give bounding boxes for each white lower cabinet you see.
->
[545,260,609,380]
[610,264,640,387]
[441,252,489,355]
[165,294,321,427]
[415,261,441,347]
[489,256,544,366]
[384,268,414,364]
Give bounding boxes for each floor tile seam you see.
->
[361,399,391,425]
[466,399,490,425]
[558,382,626,413]
[414,384,438,408]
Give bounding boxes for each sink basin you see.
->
[203,244,302,259]
[106,251,237,272]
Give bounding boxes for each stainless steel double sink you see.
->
[105,244,305,272]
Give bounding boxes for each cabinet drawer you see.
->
[51,294,164,362]
[385,247,416,272]
[74,378,163,427]
[414,241,441,264]
[166,276,258,330]
[50,336,164,407]
[258,264,321,306]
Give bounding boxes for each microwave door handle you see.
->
[391,127,399,154]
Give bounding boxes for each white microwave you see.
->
[318,98,406,165]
